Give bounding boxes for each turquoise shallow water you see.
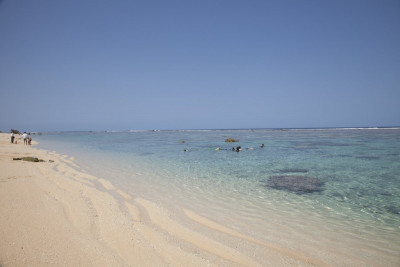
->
[35,128,400,262]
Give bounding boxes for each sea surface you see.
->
[35,128,400,264]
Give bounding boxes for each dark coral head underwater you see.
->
[263,175,325,194]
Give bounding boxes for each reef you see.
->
[279,168,309,173]
[355,156,380,160]
[225,138,239,142]
[265,175,324,194]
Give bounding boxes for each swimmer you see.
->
[260,144,265,148]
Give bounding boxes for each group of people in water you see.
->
[184,144,265,152]
[10,132,32,145]
[232,143,265,152]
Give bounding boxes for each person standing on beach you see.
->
[23,132,27,145]
[11,132,14,143]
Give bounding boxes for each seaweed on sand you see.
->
[13,157,45,162]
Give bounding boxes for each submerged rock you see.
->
[225,138,239,142]
[355,156,380,160]
[265,175,324,194]
[279,168,309,173]
[383,205,400,215]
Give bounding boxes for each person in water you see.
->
[260,144,264,148]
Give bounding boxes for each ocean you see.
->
[35,128,400,264]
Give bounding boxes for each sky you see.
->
[0,0,399,131]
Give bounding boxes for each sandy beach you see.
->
[0,132,369,266]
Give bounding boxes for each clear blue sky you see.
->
[1,0,399,131]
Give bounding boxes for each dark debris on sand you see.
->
[13,157,45,162]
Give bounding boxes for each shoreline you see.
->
[0,132,324,266]
[1,132,397,266]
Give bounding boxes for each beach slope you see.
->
[0,133,324,266]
